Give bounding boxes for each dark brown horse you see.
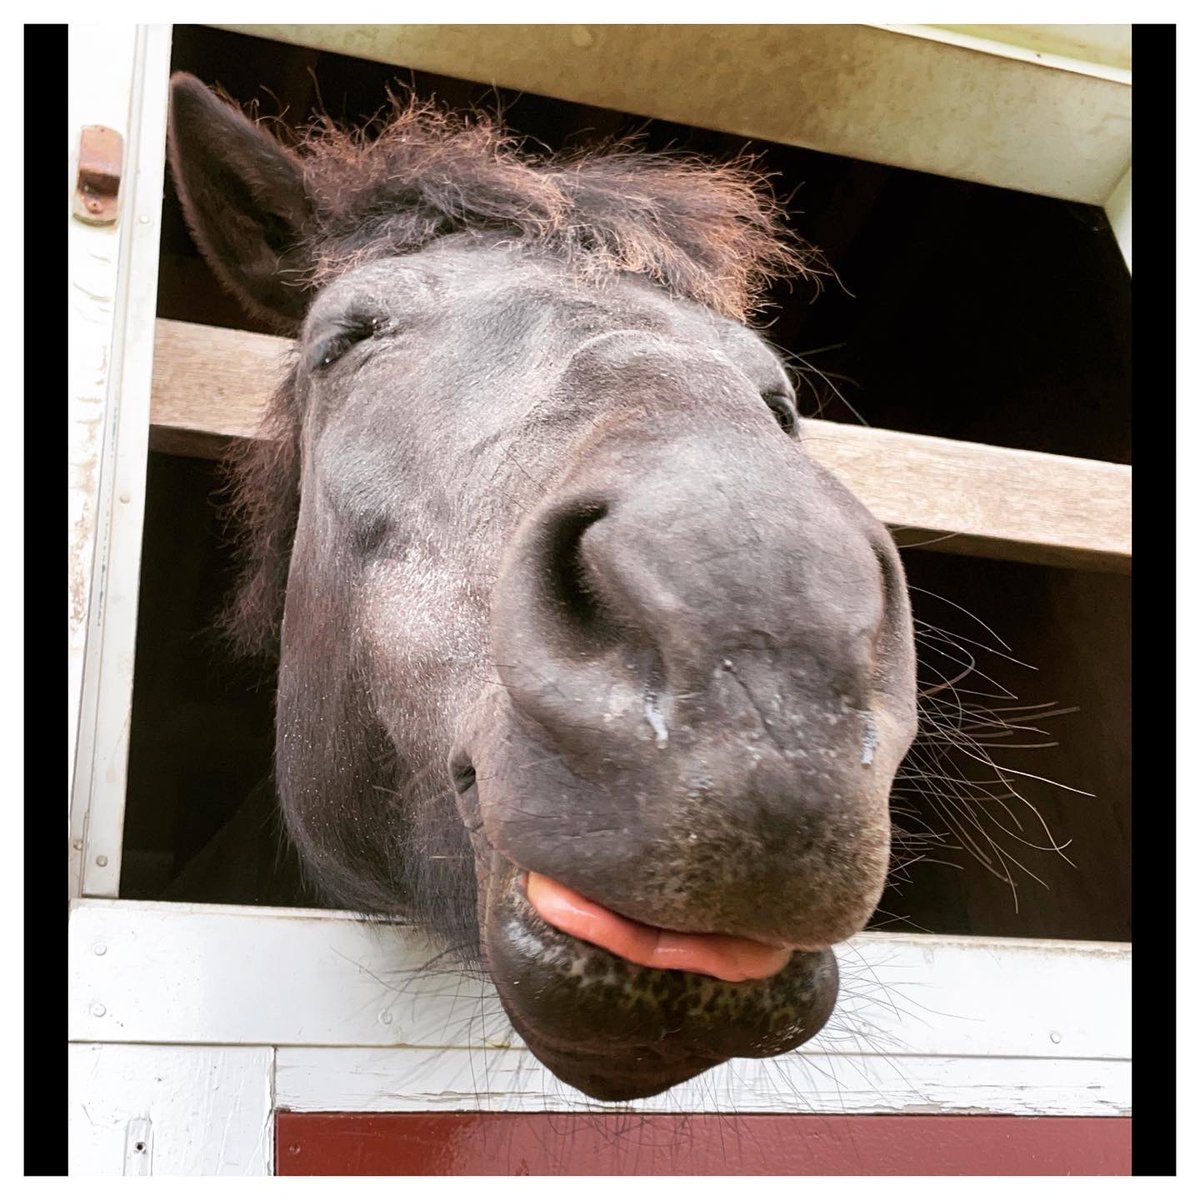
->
[167,73,918,1101]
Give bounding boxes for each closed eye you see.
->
[310,314,393,372]
[762,389,798,436]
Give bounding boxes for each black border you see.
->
[35,22,69,1179]
[1129,21,1176,1180]
[45,21,1162,1179]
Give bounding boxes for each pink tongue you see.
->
[524,872,792,983]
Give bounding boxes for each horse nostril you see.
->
[450,758,477,796]
[541,502,613,645]
[871,537,909,653]
[873,540,900,611]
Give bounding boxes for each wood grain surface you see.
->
[149,318,1130,571]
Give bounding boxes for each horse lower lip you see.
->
[522,871,794,982]
[487,881,841,1100]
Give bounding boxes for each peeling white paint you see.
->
[69,899,1129,1122]
[68,26,134,809]
[69,25,172,901]
[274,1045,1129,1118]
[68,1044,273,1175]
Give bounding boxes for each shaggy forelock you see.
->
[296,98,817,322]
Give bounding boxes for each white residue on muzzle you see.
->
[860,710,878,766]
[643,691,669,747]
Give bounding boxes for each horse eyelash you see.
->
[313,315,393,371]
[762,389,798,436]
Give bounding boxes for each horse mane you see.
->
[220,361,302,658]
[297,96,817,322]
[221,96,819,656]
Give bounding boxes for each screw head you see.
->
[90,1002,106,1018]
[93,943,107,956]
[95,855,108,868]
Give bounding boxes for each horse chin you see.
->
[504,1020,727,1103]
[479,859,840,1102]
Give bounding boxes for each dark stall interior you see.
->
[122,25,1131,943]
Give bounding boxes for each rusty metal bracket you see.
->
[73,125,124,225]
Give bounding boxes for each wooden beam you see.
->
[70,899,1130,1116]
[804,420,1131,572]
[212,23,1130,204]
[149,318,292,457]
[150,319,1131,572]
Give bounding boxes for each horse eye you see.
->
[352,511,391,557]
[762,390,798,436]
[313,315,389,371]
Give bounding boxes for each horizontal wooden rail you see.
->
[70,900,1130,1117]
[150,319,1131,572]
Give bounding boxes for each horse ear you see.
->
[168,73,315,333]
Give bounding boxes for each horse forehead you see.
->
[458,273,779,378]
[313,246,706,327]
[446,263,677,326]
[305,248,783,388]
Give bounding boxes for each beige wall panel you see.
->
[216,23,1130,203]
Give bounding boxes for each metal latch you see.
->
[73,125,124,226]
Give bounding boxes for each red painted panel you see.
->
[276,1112,1131,1175]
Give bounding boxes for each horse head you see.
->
[168,73,918,1101]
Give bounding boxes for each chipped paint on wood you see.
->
[69,900,1129,1117]
[69,25,173,901]
[273,1045,1129,1118]
[68,27,135,810]
[69,1044,273,1175]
